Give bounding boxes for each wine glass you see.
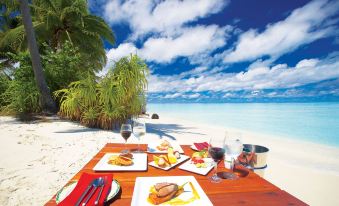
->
[224,132,243,180]
[120,124,132,153]
[133,119,146,153]
[208,136,226,183]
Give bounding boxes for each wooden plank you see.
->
[44,143,306,206]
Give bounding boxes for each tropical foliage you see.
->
[0,41,88,113]
[55,54,149,129]
[1,51,40,114]
[0,0,116,115]
[1,0,115,69]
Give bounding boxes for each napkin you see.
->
[193,142,209,151]
[58,173,113,206]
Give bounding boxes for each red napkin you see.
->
[58,173,113,206]
[194,142,209,150]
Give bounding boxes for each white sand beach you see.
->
[1,115,339,206]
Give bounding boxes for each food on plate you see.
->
[153,155,171,168]
[192,150,208,158]
[174,151,181,159]
[156,140,172,151]
[120,153,133,159]
[167,148,178,164]
[191,157,207,168]
[153,148,180,167]
[148,182,186,205]
[191,151,208,168]
[107,153,133,166]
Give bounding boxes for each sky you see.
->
[89,0,339,103]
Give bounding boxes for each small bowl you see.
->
[233,164,250,177]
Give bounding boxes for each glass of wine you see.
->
[120,124,132,153]
[208,137,226,183]
[133,119,146,153]
[224,132,243,180]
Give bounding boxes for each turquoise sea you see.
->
[147,103,339,147]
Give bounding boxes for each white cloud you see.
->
[224,0,339,63]
[106,43,138,63]
[186,93,201,99]
[164,93,182,99]
[148,54,339,93]
[140,25,229,63]
[163,92,200,99]
[98,43,138,76]
[104,25,230,64]
[104,0,227,39]
[295,59,319,68]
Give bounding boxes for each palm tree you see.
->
[1,0,115,70]
[19,0,56,113]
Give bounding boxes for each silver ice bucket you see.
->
[242,144,269,177]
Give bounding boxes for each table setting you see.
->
[46,120,306,206]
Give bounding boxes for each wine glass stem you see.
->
[214,161,218,176]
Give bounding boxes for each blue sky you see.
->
[89,0,339,103]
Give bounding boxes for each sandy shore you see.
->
[1,115,339,205]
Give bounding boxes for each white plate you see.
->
[93,153,147,171]
[55,179,120,204]
[179,158,214,175]
[147,141,184,153]
[149,155,190,170]
[131,176,213,206]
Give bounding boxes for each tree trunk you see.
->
[19,0,56,114]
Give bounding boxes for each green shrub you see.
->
[42,42,90,93]
[0,42,95,114]
[55,54,149,129]
[0,73,10,107]
[1,52,40,114]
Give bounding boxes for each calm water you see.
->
[148,103,339,147]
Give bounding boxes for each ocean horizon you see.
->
[147,102,339,147]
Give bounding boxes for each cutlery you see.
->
[82,177,104,206]
[75,179,96,206]
[94,177,106,205]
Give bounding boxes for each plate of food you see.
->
[149,148,189,170]
[93,153,147,171]
[131,176,213,206]
[179,150,214,175]
[147,140,184,153]
[55,179,120,204]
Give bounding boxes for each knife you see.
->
[75,180,94,206]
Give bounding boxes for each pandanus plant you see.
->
[54,54,149,129]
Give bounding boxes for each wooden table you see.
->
[45,143,307,206]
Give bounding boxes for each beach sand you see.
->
[1,115,339,205]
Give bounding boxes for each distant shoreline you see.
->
[147,102,339,148]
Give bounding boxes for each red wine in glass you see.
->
[120,124,132,153]
[209,147,225,161]
[121,131,131,141]
[208,137,226,183]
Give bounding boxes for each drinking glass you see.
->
[208,137,226,183]
[120,124,132,153]
[224,131,243,180]
[133,119,146,153]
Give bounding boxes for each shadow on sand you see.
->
[146,123,205,140]
[55,128,101,133]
